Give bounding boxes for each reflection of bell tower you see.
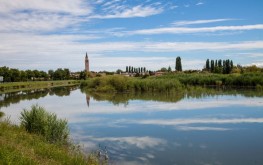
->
[86,94,90,107]
[85,52,89,72]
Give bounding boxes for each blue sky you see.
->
[0,0,263,71]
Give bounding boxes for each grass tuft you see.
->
[20,104,69,144]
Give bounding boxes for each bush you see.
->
[20,105,69,144]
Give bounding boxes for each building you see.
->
[85,52,89,72]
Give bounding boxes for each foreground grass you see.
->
[0,121,97,165]
[0,80,80,94]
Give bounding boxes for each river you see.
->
[1,86,263,165]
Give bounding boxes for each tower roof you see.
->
[85,52,88,58]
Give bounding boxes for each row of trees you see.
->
[205,59,234,74]
[0,66,73,82]
[125,66,147,74]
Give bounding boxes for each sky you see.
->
[0,0,263,72]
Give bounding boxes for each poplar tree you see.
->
[175,56,182,71]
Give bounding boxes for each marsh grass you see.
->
[81,75,183,93]
[155,72,263,87]
[20,104,69,144]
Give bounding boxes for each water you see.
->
[1,87,263,165]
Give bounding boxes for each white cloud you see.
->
[1,31,263,70]
[236,53,263,58]
[0,0,91,15]
[128,24,263,35]
[196,2,204,6]
[86,136,166,149]
[90,5,163,19]
[172,18,235,26]
[132,118,263,126]
[0,0,92,33]
[245,62,263,67]
[175,126,230,131]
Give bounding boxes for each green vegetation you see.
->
[153,72,263,87]
[80,72,263,94]
[0,80,80,93]
[204,59,234,74]
[0,111,4,118]
[0,105,98,165]
[175,56,182,71]
[81,75,183,93]
[20,105,69,144]
[125,66,147,74]
[0,66,77,82]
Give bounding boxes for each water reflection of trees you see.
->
[82,86,263,106]
[0,86,78,108]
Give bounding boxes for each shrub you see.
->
[0,111,4,118]
[20,104,69,144]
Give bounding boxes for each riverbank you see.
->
[0,80,80,94]
[80,73,263,93]
[0,121,97,165]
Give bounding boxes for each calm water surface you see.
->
[1,87,263,165]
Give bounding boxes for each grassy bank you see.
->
[154,72,263,87]
[0,80,80,94]
[0,121,97,165]
[0,105,98,165]
[80,73,263,94]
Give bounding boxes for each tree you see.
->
[79,70,87,80]
[128,66,131,73]
[160,67,168,72]
[48,70,54,80]
[206,59,210,70]
[211,60,215,73]
[126,66,128,73]
[116,69,122,74]
[175,56,182,71]
[63,68,70,79]
[168,66,172,72]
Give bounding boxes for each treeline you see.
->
[204,59,234,74]
[125,66,147,73]
[0,66,75,82]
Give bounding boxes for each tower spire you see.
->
[85,52,89,72]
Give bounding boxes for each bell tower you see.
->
[85,52,89,72]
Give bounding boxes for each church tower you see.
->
[85,52,89,72]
